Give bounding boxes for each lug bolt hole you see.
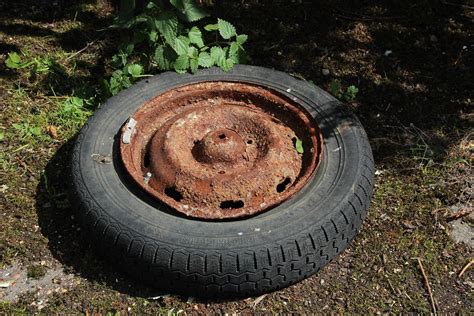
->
[164,186,183,202]
[276,177,292,193]
[143,151,151,168]
[220,200,244,209]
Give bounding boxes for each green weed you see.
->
[329,80,359,102]
[103,1,248,95]
[5,51,63,76]
[12,122,42,139]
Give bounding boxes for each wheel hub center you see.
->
[193,129,246,164]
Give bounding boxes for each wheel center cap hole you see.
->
[192,129,246,164]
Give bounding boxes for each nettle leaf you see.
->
[223,58,235,71]
[229,42,239,58]
[174,54,189,72]
[204,23,219,31]
[174,36,190,55]
[198,52,214,68]
[188,26,204,48]
[210,46,226,68]
[187,46,199,73]
[217,18,236,39]
[155,11,178,45]
[190,57,199,74]
[154,45,176,70]
[236,34,248,45]
[188,46,199,59]
[170,0,209,22]
[148,30,158,42]
[228,42,247,64]
[127,63,144,77]
[112,52,126,68]
[116,14,147,29]
[124,43,135,55]
[146,1,156,9]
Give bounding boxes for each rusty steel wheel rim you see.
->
[120,81,323,219]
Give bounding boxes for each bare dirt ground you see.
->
[1,0,473,313]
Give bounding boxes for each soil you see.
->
[0,0,473,313]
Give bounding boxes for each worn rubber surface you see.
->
[70,65,374,297]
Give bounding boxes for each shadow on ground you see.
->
[213,0,473,164]
[35,137,165,299]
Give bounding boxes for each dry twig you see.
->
[65,40,97,61]
[458,259,474,278]
[417,258,437,315]
[447,208,472,222]
[252,294,267,309]
[441,0,474,10]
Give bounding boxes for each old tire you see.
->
[70,65,374,297]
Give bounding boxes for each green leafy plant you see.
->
[329,80,359,102]
[12,122,42,139]
[3,1,249,107]
[5,52,61,75]
[102,63,147,96]
[104,0,248,95]
[56,97,91,123]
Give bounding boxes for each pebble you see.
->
[322,69,330,76]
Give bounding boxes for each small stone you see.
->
[384,50,392,56]
[322,69,330,76]
[0,184,8,193]
[0,279,15,288]
[430,35,438,42]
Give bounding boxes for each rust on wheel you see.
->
[120,82,323,219]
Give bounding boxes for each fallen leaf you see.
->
[48,125,58,139]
